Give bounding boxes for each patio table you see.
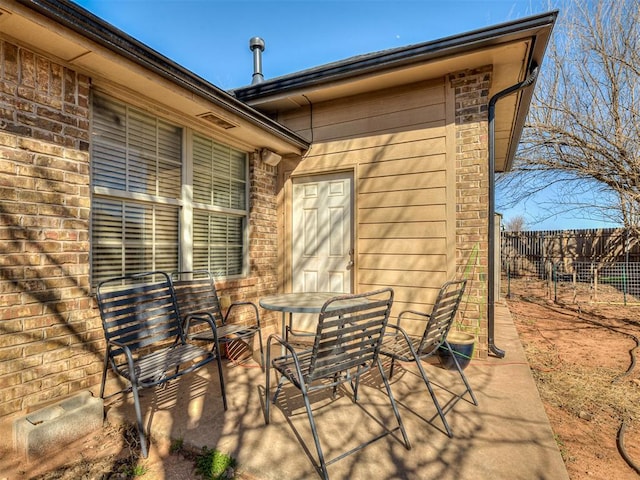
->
[259,292,368,340]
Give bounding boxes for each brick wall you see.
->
[215,155,279,330]
[450,66,492,359]
[249,159,279,294]
[0,37,282,421]
[0,38,96,417]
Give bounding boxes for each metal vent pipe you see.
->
[250,37,265,85]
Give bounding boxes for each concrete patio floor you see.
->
[105,301,569,480]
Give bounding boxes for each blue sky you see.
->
[74,0,548,88]
[73,0,619,231]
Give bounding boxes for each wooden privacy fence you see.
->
[501,228,640,265]
[501,228,640,305]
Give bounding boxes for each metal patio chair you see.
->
[96,271,224,458]
[171,270,264,389]
[265,288,411,480]
[380,279,478,437]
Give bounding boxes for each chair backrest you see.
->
[171,270,223,325]
[418,279,467,353]
[306,288,394,384]
[96,271,184,357]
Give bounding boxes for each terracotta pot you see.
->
[437,331,475,370]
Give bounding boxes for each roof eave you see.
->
[501,13,557,172]
[233,11,558,106]
[17,0,309,151]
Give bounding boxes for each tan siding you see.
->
[359,187,445,208]
[358,253,446,272]
[305,128,446,156]
[279,79,451,317]
[360,238,447,254]
[285,79,445,130]
[359,221,446,239]
[358,152,446,178]
[359,204,446,223]
[359,270,447,288]
[360,170,446,193]
[280,109,313,133]
[309,104,445,141]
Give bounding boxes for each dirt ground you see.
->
[3,279,640,479]
[506,277,640,480]
[0,421,206,480]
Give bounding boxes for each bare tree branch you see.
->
[499,0,640,231]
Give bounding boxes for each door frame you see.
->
[282,168,356,294]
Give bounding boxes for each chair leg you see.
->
[130,383,149,459]
[265,369,289,420]
[264,339,288,423]
[273,376,286,403]
[265,347,272,424]
[389,357,396,380]
[257,331,265,371]
[377,358,411,450]
[447,343,478,406]
[301,388,329,480]
[333,372,342,399]
[352,366,366,401]
[413,355,453,437]
[214,340,228,411]
[99,351,109,399]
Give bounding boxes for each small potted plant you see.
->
[437,329,475,370]
[437,285,479,370]
[437,246,483,370]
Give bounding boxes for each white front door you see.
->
[292,172,353,293]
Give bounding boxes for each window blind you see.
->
[192,133,247,276]
[91,94,181,285]
[90,93,249,285]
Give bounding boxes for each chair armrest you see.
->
[184,312,220,348]
[383,323,423,357]
[223,301,261,328]
[396,309,431,329]
[266,333,309,385]
[184,311,218,334]
[105,338,138,377]
[266,333,299,358]
[385,323,411,340]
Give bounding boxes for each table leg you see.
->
[287,312,293,341]
[280,312,287,356]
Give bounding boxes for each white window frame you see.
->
[90,92,250,286]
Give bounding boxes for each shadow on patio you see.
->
[104,302,569,480]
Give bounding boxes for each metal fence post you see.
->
[553,262,558,303]
[623,262,628,306]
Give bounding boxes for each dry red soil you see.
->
[507,278,640,480]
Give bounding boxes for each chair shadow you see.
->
[372,358,476,437]
[101,362,228,456]
[257,368,412,478]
